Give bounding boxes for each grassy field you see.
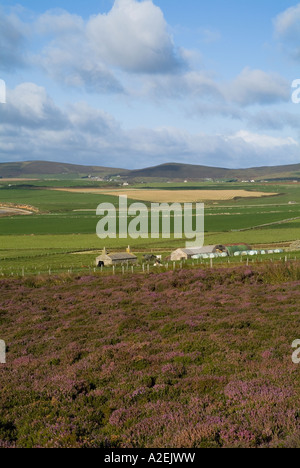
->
[0,180,299,275]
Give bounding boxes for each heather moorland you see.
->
[1,263,300,448]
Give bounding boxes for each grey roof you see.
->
[107,253,137,260]
[177,245,222,255]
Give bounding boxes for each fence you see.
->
[0,252,299,278]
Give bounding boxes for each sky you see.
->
[0,0,299,169]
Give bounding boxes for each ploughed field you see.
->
[1,264,300,448]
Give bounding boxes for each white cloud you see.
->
[274,4,300,60]
[1,4,290,109]
[0,10,28,71]
[38,44,124,94]
[138,70,221,100]
[0,83,299,169]
[0,4,298,169]
[247,110,300,131]
[228,130,298,149]
[136,66,290,109]
[36,9,84,36]
[4,83,67,129]
[34,9,124,94]
[225,67,290,106]
[87,0,183,74]
[33,0,184,94]
[274,3,300,40]
[34,0,184,95]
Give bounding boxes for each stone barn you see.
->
[96,248,138,267]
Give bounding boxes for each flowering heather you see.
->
[0,263,300,448]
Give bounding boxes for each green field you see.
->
[0,180,300,276]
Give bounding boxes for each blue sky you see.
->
[0,0,299,169]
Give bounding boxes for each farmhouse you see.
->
[96,247,137,267]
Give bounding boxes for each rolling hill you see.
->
[126,162,300,181]
[0,161,128,179]
[0,160,299,181]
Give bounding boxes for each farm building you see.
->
[96,247,137,267]
[171,243,252,261]
[171,245,227,261]
[225,244,252,256]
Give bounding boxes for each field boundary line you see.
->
[232,216,300,232]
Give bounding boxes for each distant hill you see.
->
[0,161,128,179]
[0,160,299,181]
[127,162,300,181]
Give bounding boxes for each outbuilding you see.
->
[224,244,252,256]
[171,245,227,261]
[96,247,137,267]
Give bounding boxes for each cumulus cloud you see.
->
[139,66,290,109]
[274,3,300,60]
[0,11,28,71]
[0,83,124,163]
[0,4,298,169]
[139,70,221,101]
[34,0,184,94]
[87,0,183,74]
[0,3,290,108]
[0,82,298,169]
[228,130,298,149]
[247,110,300,131]
[39,44,124,94]
[34,9,124,94]
[274,3,300,39]
[225,67,290,106]
[3,83,68,129]
[36,9,84,36]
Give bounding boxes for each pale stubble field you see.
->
[52,188,277,203]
